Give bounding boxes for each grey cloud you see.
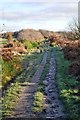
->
[0,2,78,22]
[0,11,69,22]
[42,3,78,15]
[1,0,79,3]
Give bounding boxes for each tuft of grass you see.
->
[54,47,80,120]
[33,92,43,112]
[23,40,38,49]
[1,82,21,117]
[0,38,7,45]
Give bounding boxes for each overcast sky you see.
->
[0,0,79,32]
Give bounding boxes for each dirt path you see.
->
[7,49,67,119]
[39,52,67,119]
[10,52,47,118]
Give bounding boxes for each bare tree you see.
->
[68,19,80,40]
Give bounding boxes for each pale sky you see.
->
[0,0,79,32]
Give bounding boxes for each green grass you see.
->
[23,40,38,49]
[54,47,80,120]
[0,38,7,45]
[0,57,2,88]
[1,82,21,117]
[33,91,43,112]
[2,56,22,87]
[21,52,44,82]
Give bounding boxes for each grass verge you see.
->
[54,47,80,120]
[1,82,21,117]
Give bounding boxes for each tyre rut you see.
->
[9,52,47,118]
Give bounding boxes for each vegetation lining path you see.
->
[10,52,47,118]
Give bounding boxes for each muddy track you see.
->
[4,50,68,119]
[38,51,68,119]
[8,52,47,118]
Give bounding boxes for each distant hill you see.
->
[15,29,44,42]
[39,29,54,38]
[0,29,54,42]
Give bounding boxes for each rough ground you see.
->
[10,53,47,118]
[39,52,67,119]
[8,50,67,119]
